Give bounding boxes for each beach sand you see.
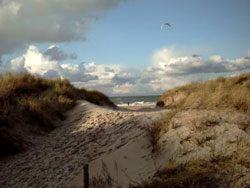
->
[1,100,250,187]
[69,104,168,187]
[0,100,167,188]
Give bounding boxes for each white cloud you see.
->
[0,0,128,55]
[0,45,99,82]
[61,62,98,82]
[1,45,250,96]
[2,56,27,73]
[112,83,135,94]
[23,45,61,75]
[112,70,139,84]
[151,47,250,75]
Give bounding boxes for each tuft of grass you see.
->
[90,161,122,188]
[129,160,225,188]
[142,112,250,188]
[146,110,177,153]
[157,73,250,115]
[146,123,162,153]
[0,73,115,157]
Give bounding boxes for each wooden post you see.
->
[83,164,89,188]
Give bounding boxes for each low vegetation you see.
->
[91,161,122,188]
[131,138,250,188]
[0,73,115,157]
[146,110,177,153]
[142,73,250,187]
[157,73,250,115]
[129,159,226,188]
[153,74,250,151]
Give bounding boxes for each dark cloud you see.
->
[104,67,115,73]
[192,54,201,58]
[44,46,68,61]
[64,72,98,82]
[0,0,128,56]
[43,45,77,61]
[112,71,139,84]
[69,53,78,60]
[43,69,60,79]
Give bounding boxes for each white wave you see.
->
[117,101,156,106]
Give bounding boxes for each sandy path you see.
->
[0,101,166,188]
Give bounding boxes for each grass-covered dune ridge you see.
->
[139,73,250,188]
[157,73,250,115]
[0,73,115,157]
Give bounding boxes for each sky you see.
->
[0,0,250,96]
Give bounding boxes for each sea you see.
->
[110,95,161,107]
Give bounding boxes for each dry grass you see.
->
[146,110,177,153]
[90,161,122,188]
[157,73,250,115]
[142,111,250,188]
[142,74,250,187]
[132,136,250,188]
[0,73,115,157]
[129,159,228,188]
[131,142,250,188]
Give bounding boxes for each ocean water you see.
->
[110,95,161,106]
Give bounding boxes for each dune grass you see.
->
[129,159,226,188]
[131,138,250,188]
[151,74,250,148]
[142,73,250,187]
[146,110,178,153]
[157,73,250,115]
[149,74,250,156]
[0,73,115,157]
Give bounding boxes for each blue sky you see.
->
[4,0,250,64]
[0,0,250,96]
[55,0,250,65]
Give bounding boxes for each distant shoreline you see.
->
[117,104,168,113]
[110,95,161,107]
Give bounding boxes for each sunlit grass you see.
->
[157,73,250,115]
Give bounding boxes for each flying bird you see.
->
[161,22,171,30]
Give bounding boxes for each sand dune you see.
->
[1,100,250,188]
[0,101,167,188]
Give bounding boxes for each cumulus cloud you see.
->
[101,49,250,95]
[151,47,250,75]
[0,0,127,55]
[1,45,250,96]
[61,63,98,82]
[112,70,139,84]
[1,56,28,74]
[23,46,61,75]
[0,45,99,82]
[112,83,136,94]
